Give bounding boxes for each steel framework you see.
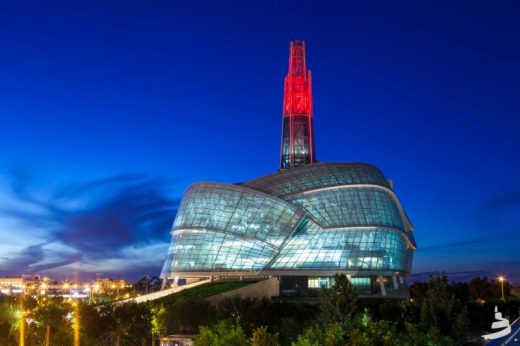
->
[280,40,316,169]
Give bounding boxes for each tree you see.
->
[419,275,469,343]
[291,324,323,346]
[150,303,167,344]
[79,302,107,346]
[98,302,151,346]
[348,319,396,346]
[324,322,346,346]
[214,296,317,341]
[450,282,469,303]
[400,323,455,346]
[194,320,247,346]
[319,274,358,328]
[279,317,304,345]
[195,325,218,346]
[468,277,493,301]
[162,297,215,334]
[0,298,19,346]
[31,299,72,346]
[409,282,428,300]
[250,325,279,346]
[491,278,513,299]
[420,275,454,334]
[293,275,359,346]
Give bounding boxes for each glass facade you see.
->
[270,224,411,271]
[245,162,391,198]
[308,277,333,288]
[161,163,415,281]
[280,115,315,169]
[161,42,415,297]
[308,277,371,290]
[288,188,403,229]
[172,183,305,248]
[162,230,277,272]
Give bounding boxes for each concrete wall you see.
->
[205,277,280,304]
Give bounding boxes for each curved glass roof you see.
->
[162,163,415,278]
[163,229,277,272]
[173,183,305,248]
[288,187,403,229]
[244,162,390,198]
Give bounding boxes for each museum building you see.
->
[161,41,416,298]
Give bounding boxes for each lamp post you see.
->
[84,284,92,303]
[19,310,24,346]
[40,282,48,299]
[63,282,70,298]
[26,318,33,346]
[93,283,100,302]
[109,283,116,299]
[72,302,79,346]
[498,275,505,301]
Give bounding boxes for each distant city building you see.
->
[95,278,128,291]
[0,275,131,300]
[0,276,25,295]
[160,334,194,346]
[135,275,163,293]
[161,41,416,298]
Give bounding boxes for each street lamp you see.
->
[40,282,48,297]
[63,282,70,298]
[72,302,79,346]
[26,318,34,346]
[19,310,25,346]
[93,283,100,294]
[498,275,506,301]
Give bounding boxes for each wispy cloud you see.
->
[0,171,179,281]
[417,236,495,252]
[475,188,520,231]
[488,189,520,209]
[409,270,488,283]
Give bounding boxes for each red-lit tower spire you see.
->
[280,40,315,169]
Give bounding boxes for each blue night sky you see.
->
[1,1,519,283]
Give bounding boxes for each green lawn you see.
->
[154,281,257,304]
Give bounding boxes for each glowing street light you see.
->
[40,282,48,296]
[62,282,70,295]
[93,283,100,293]
[498,275,506,301]
[19,310,25,346]
[70,302,80,346]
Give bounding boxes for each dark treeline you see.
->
[0,274,519,345]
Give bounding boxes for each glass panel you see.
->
[269,222,410,272]
[289,187,403,229]
[246,163,390,197]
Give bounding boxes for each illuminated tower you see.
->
[280,40,315,169]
